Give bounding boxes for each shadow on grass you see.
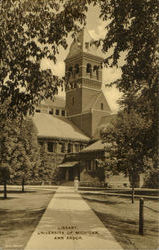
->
[0,197,18,200]
[0,190,36,193]
[95,210,138,233]
[83,196,124,205]
[0,208,45,232]
[92,209,139,250]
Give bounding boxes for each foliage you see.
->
[101,110,153,187]
[0,103,41,187]
[0,0,89,118]
[143,169,159,189]
[0,109,20,178]
[38,146,54,183]
[98,0,158,168]
[0,164,10,181]
[88,167,105,182]
[12,117,41,186]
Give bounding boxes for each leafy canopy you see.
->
[0,0,90,117]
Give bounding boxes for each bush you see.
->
[143,169,159,188]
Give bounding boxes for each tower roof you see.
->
[66,28,104,60]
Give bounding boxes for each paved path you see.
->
[25,186,123,250]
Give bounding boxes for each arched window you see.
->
[68,66,73,78]
[101,103,104,110]
[93,65,99,79]
[86,63,92,73]
[75,64,79,74]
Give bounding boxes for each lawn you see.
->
[82,193,159,250]
[0,186,57,250]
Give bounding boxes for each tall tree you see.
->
[0,102,41,192]
[0,0,89,117]
[10,117,41,191]
[98,0,158,168]
[0,106,19,197]
[101,109,155,202]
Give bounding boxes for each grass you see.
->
[0,186,56,250]
[82,193,159,250]
[0,185,158,250]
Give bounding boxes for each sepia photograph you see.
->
[0,0,158,249]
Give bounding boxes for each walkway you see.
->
[25,186,123,250]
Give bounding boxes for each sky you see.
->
[41,4,123,113]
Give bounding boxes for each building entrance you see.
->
[68,168,74,181]
[65,167,80,181]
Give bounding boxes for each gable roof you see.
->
[32,113,90,142]
[80,140,111,153]
[81,140,105,152]
[83,91,111,113]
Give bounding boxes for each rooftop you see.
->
[81,140,105,152]
[33,113,90,142]
[83,92,111,113]
[66,28,104,60]
[40,96,65,108]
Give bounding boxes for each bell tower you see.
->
[65,28,111,138]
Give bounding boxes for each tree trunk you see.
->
[132,186,135,203]
[4,180,7,199]
[132,180,135,204]
[22,178,25,192]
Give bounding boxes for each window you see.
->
[61,143,65,153]
[47,142,54,152]
[36,109,41,113]
[56,109,59,115]
[75,64,79,74]
[86,63,92,73]
[93,65,99,79]
[101,103,104,110]
[68,66,73,78]
[85,42,89,49]
[68,143,73,153]
[61,110,65,116]
[49,109,53,115]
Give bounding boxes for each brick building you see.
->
[65,28,111,138]
[33,28,115,184]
